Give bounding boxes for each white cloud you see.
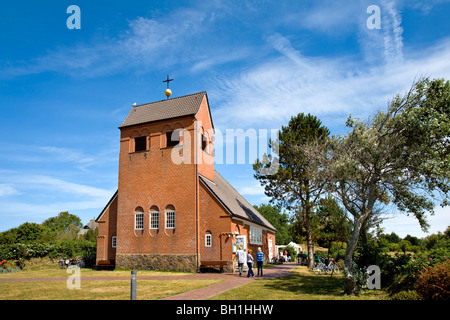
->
[0,143,117,172]
[238,181,266,197]
[0,184,19,197]
[0,171,113,200]
[381,205,450,238]
[0,7,217,79]
[208,34,450,131]
[0,171,114,228]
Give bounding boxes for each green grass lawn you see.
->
[0,265,221,300]
[209,266,388,300]
[1,264,390,300]
[0,264,192,279]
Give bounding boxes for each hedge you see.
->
[0,240,96,261]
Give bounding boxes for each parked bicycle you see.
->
[312,259,340,275]
[59,257,84,269]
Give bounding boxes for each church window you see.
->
[202,134,209,154]
[250,226,263,245]
[205,233,212,247]
[135,208,144,230]
[150,207,159,230]
[165,205,176,229]
[134,136,147,152]
[166,131,180,147]
[112,236,117,248]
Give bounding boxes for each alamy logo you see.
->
[367,265,381,289]
[367,5,381,30]
[67,5,81,30]
[66,265,81,289]
[169,121,279,175]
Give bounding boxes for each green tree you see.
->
[0,228,18,244]
[380,232,402,244]
[42,211,82,238]
[254,204,292,245]
[254,113,330,268]
[15,222,48,242]
[313,196,352,258]
[324,77,450,294]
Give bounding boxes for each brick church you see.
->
[95,90,276,272]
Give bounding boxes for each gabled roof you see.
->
[119,91,208,129]
[95,190,118,222]
[200,170,277,232]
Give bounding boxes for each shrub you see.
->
[390,290,420,300]
[416,260,450,301]
[0,240,96,266]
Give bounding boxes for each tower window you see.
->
[134,136,147,152]
[202,134,209,154]
[166,131,180,147]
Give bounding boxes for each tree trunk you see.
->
[304,204,315,269]
[343,218,361,294]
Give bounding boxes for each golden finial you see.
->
[163,75,173,99]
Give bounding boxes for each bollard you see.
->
[131,270,137,300]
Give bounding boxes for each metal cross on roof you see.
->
[163,75,174,89]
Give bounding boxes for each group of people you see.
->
[236,246,264,278]
[279,250,290,262]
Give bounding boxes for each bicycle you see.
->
[312,262,327,275]
[327,261,340,274]
[313,260,340,275]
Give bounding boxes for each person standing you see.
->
[247,249,254,278]
[256,247,264,277]
[236,246,246,276]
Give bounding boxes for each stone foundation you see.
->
[116,253,198,272]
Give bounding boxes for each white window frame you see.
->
[150,211,159,230]
[112,236,117,248]
[250,226,263,245]
[135,211,144,230]
[205,234,212,247]
[165,210,176,229]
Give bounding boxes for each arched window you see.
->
[150,206,159,230]
[205,231,212,247]
[165,205,176,229]
[135,207,144,230]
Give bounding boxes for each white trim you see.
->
[165,210,176,229]
[135,211,144,230]
[150,211,159,230]
[205,234,212,247]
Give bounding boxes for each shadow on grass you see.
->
[261,269,345,298]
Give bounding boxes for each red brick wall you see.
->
[96,95,276,269]
[198,181,233,261]
[116,116,198,257]
[96,195,117,262]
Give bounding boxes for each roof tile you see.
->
[119,91,206,128]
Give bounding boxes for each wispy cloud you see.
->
[0,184,19,197]
[0,6,225,79]
[208,32,450,130]
[0,142,117,171]
[382,0,404,64]
[0,171,114,227]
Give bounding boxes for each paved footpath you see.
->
[163,262,298,300]
[0,262,299,300]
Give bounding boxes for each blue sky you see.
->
[0,0,449,238]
